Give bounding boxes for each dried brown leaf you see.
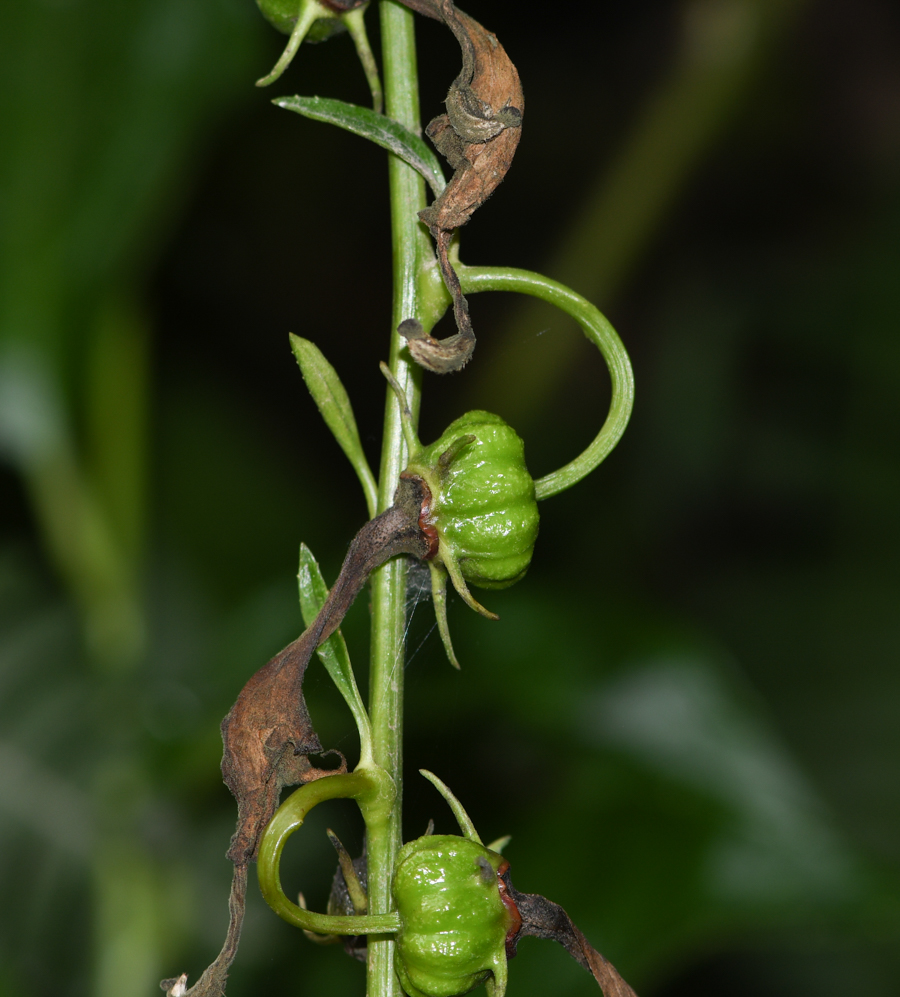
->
[221,474,431,865]
[418,7,524,232]
[396,0,523,373]
[162,477,431,995]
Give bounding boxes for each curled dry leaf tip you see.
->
[396,0,523,373]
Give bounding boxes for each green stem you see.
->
[457,265,635,499]
[367,3,430,995]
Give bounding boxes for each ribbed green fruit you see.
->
[408,411,538,589]
[393,835,512,997]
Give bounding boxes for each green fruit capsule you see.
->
[381,365,539,668]
[407,411,539,591]
[256,0,365,36]
[393,835,515,997]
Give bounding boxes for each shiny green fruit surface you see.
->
[256,0,366,34]
[393,835,512,997]
[409,412,538,589]
[255,0,301,34]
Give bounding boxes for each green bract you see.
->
[394,835,512,997]
[408,411,539,590]
[254,0,381,108]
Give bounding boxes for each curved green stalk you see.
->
[456,265,635,500]
[344,6,384,114]
[256,0,322,87]
[257,770,401,934]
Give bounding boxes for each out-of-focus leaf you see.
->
[290,334,377,518]
[0,1,266,992]
[581,657,859,909]
[274,95,446,194]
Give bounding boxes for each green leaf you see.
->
[289,334,378,518]
[274,95,447,195]
[298,543,373,765]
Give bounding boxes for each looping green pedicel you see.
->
[257,767,401,936]
[455,265,634,501]
[382,267,631,666]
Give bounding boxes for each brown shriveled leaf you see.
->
[161,476,431,996]
[221,474,432,866]
[503,869,639,997]
[396,0,523,373]
[219,638,333,865]
[419,7,524,231]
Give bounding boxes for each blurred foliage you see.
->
[2,0,900,995]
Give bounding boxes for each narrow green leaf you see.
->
[274,95,446,195]
[298,543,373,765]
[290,334,378,518]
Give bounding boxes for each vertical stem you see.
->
[367,2,429,995]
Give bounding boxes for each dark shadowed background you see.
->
[1,0,899,994]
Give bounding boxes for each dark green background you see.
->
[1,0,899,994]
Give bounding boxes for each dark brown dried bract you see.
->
[326,842,370,961]
[503,868,639,997]
[397,0,523,373]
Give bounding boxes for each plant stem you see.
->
[367,3,429,995]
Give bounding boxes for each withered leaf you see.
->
[396,0,523,373]
[221,474,431,866]
[503,869,639,997]
[161,476,431,996]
